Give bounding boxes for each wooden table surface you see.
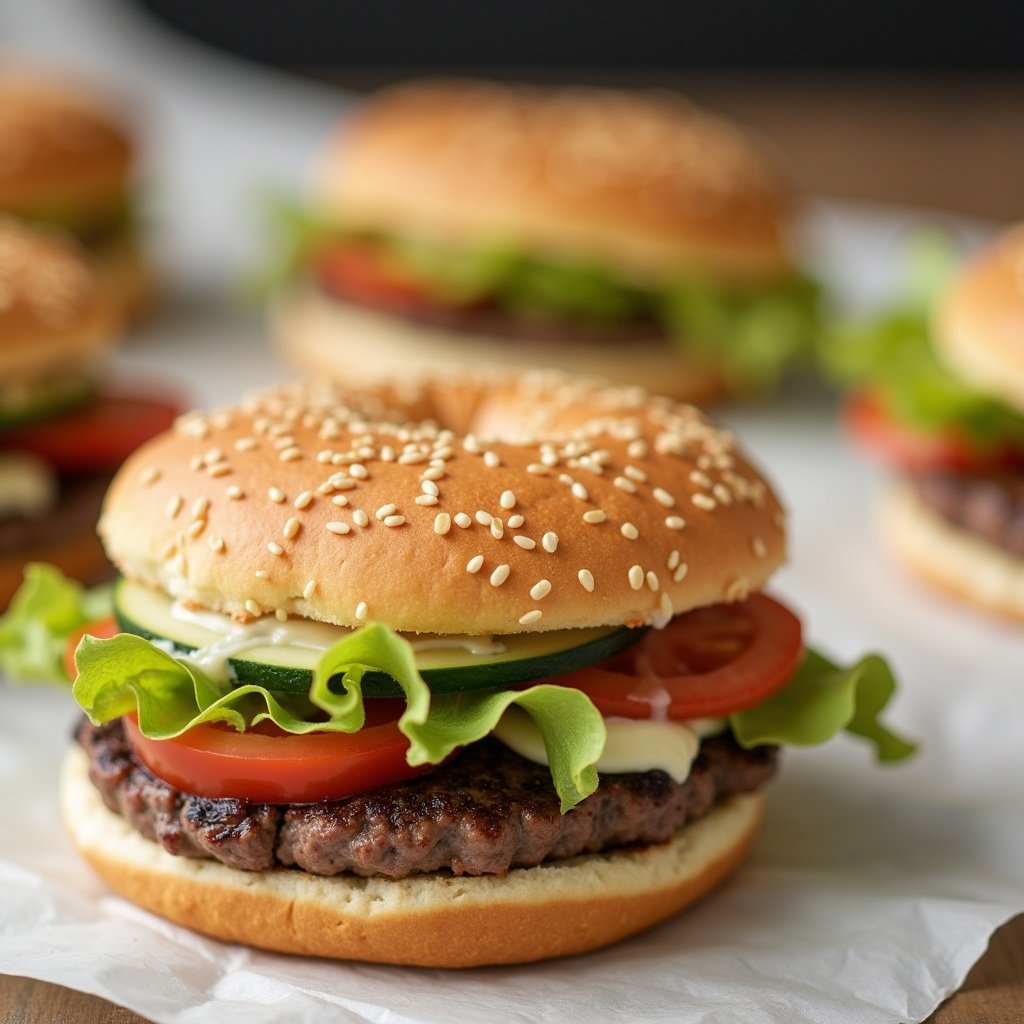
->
[3,71,1024,1022]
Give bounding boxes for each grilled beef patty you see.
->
[912,471,1024,557]
[77,717,777,879]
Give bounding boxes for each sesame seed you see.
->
[646,571,660,592]
[376,503,397,520]
[463,435,481,453]
[490,564,511,587]
[380,446,395,462]
[245,600,261,617]
[508,514,525,528]
[140,466,161,485]
[269,487,285,504]
[226,486,244,500]
[483,451,501,468]
[303,580,317,600]
[613,476,637,493]
[166,495,183,519]
[355,601,368,621]
[208,464,231,478]
[283,517,301,539]
[571,482,589,501]
[578,569,595,592]
[627,440,648,459]
[530,579,552,600]
[294,490,314,510]
[267,541,284,556]
[398,450,428,465]
[325,522,351,535]
[713,483,733,506]
[582,509,606,524]
[203,448,224,466]
[279,447,301,462]
[235,437,257,452]
[490,517,504,539]
[188,455,203,471]
[454,512,472,529]
[621,522,639,540]
[659,592,674,618]
[384,515,406,527]
[192,496,210,519]
[542,532,559,553]
[187,519,206,539]
[500,490,516,510]
[275,608,288,623]
[752,536,767,558]
[519,610,543,625]
[421,480,439,497]
[665,516,687,530]
[422,466,445,481]
[689,470,712,488]
[349,464,368,479]
[667,550,681,570]
[332,477,356,491]
[527,463,549,475]
[331,494,349,507]
[624,465,647,483]
[541,451,559,467]
[628,565,644,590]
[475,510,492,526]
[673,563,689,583]
[692,493,717,511]
[255,569,269,580]
[726,578,750,601]
[466,555,484,574]
[415,494,438,506]
[653,488,676,508]
[208,535,224,553]
[434,512,452,535]
[514,535,536,550]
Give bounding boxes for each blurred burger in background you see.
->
[0,219,178,608]
[268,79,819,403]
[825,224,1024,620]
[0,66,153,322]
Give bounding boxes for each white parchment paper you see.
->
[1,1,1023,1020]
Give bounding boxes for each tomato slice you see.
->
[3,393,181,473]
[315,242,440,314]
[844,390,1022,474]
[64,616,118,681]
[555,594,802,721]
[122,701,432,803]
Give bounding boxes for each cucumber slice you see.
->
[114,579,643,696]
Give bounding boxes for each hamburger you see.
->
[0,67,153,322]
[826,225,1024,620]
[4,371,911,966]
[269,80,819,403]
[0,218,178,610]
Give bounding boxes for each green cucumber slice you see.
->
[113,578,643,697]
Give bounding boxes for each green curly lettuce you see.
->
[820,229,1024,448]
[0,563,112,684]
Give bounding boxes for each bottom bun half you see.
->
[61,745,764,967]
[879,482,1024,622]
[271,286,727,406]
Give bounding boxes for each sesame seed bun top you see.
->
[0,218,119,386]
[100,371,786,634]
[0,67,134,218]
[934,223,1024,414]
[315,80,797,287]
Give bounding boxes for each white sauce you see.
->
[169,598,506,684]
[0,452,56,518]
[493,706,712,784]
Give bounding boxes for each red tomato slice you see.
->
[844,390,1022,474]
[315,242,439,313]
[123,701,432,803]
[64,616,119,681]
[3,393,181,473]
[556,594,803,721]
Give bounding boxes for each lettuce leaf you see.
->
[730,649,917,762]
[0,564,112,684]
[819,230,1024,447]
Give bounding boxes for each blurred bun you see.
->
[0,68,133,218]
[934,223,1024,414]
[879,482,1024,621]
[317,79,796,285]
[62,744,765,968]
[273,285,726,405]
[100,372,786,633]
[0,218,118,385]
